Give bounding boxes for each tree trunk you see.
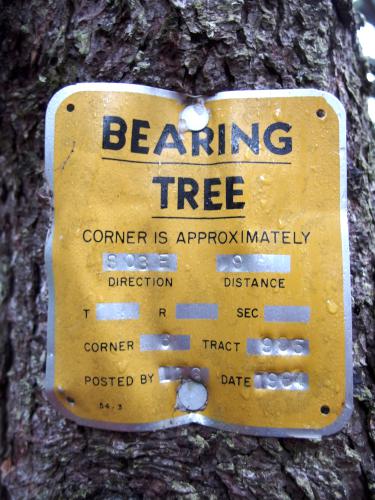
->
[0,0,374,498]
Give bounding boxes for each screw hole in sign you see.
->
[316,108,326,119]
[320,405,330,415]
[66,103,75,112]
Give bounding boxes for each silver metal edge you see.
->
[44,84,352,437]
[317,91,353,436]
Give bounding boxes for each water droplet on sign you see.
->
[326,299,338,314]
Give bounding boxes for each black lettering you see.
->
[102,116,127,150]
[226,176,245,209]
[131,119,150,153]
[237,307,244,318]
[82,230,92,242]
[231,123,259,154]
[264,122,292,155]
[152,177,175,208]
[93,230,103,242]
[218,124,225,155]
[159,307,166,317]
[178,177,198,209]
[192,127,214,156]
[154,124,186,155]
[204,178,222,210]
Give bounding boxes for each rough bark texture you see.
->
[0,0,374,498]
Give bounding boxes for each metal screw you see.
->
[176,380,208,412]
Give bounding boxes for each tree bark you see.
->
[0,0,374,498]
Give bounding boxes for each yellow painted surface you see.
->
[46,86,350,433]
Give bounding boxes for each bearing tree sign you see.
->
[45,83,352,437]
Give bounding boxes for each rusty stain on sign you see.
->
[44,83,352,437]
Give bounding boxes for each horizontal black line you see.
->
[102,157,291,166]
[151,216,246,220]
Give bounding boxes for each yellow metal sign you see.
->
[45,84,352,437]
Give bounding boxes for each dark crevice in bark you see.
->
[223,59,235,88]
[332,0,355,29]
